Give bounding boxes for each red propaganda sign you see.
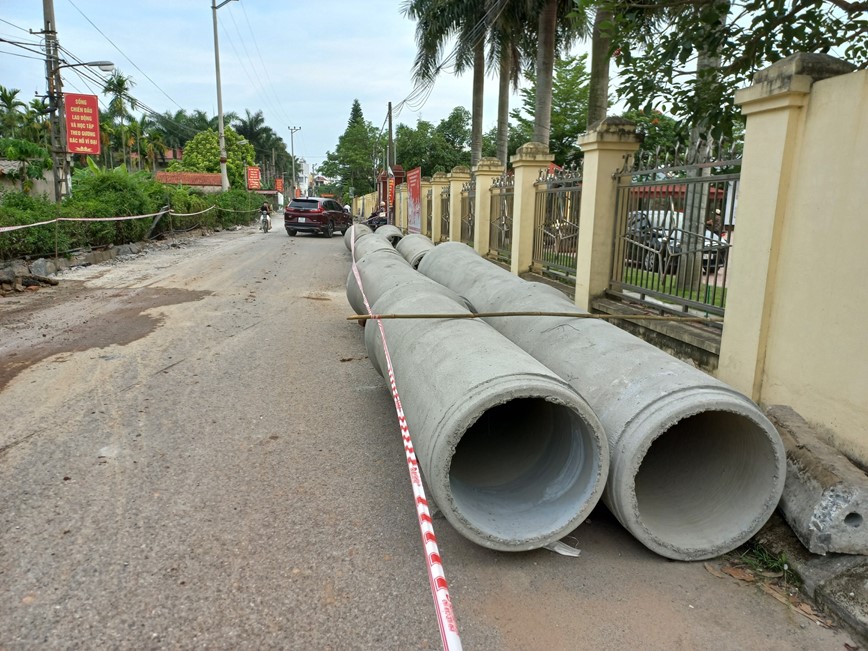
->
[64,93,100,155]
[275,177,284,193]
[407,167,422,234]
[246,166,261,190]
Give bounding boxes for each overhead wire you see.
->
[63,0,185,110]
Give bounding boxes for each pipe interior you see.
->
[634,411,779,551]
[448,397,599,543]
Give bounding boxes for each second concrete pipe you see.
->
[416,241,786,561]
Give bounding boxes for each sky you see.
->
[0,0,570,170]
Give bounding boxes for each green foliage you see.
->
[511,53,591,165]
[395,113,472,176]
[0,166,262,260]
[319,100,382,198]
[604,0,868,140]
[620,109,686,155]
[167,127,254,190]
[0,137,52,191]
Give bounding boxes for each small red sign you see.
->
[64,93,100,155]
[246,166,261,190]
[275,177,284,193]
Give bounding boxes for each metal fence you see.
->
[609,143,740,321]
[532,164,583,285]
[440,186,450,241]
[460,180,475,245]
[489,172,514,263]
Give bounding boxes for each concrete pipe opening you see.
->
[632,409,782,559]
[447,396,601,549]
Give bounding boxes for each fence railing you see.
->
[440,186,450,241]
[460,180,475,245]
[609,146,740,321]
[489,172,514,263]
[532,164,583,285]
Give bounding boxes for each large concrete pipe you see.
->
[395,234,436,269]
[361,281,609,551]
[418,242,786,561]
[372,224,404,246]
[345,249,472,320]
[343,223,372,250]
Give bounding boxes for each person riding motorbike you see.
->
[259,202,272,232]
[364,201,387,231]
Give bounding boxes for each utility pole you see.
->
[211,0,237,193]
[42,0,66,202]
[387,102,394,224]
[288,126,300,199]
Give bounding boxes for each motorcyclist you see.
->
[365,201,387,231]
[259,201,272,232]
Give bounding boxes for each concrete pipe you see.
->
[362,285,609,551]
[373,224,404,246]
[395,234,436,269]
[343,223,373,251]
[418,242,786,561]
[346,250,472,320]
[351,231,404,262]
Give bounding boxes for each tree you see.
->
[0,86,26,138]
[531,0,589,146]
[403,0,490,166]
[0,137,51,192]
[606,0,868,140]
[319,100,381,197]
[167,127,254,189]
[102,72,136,169]
[511,53,591,165]
[394,113,472,175]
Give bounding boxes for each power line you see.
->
[0,18,30,33]
[63,0,184,110]
[0,48,44,62]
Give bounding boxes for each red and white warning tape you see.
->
[350,232,462,651]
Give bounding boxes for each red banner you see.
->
[275,177,284,193]
[246,166,261,190]
[407,167,422,234]
[64,93,100,155]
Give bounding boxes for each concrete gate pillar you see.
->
[472,157,505,256]
[448,166,470,243]
[509,143,552,275]
[430,171,448,243]
[574,117,641,311]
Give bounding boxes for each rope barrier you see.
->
[349,235,463,651]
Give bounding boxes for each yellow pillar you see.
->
[573,118,641,310]
[448,166,470,243]
[716,54,853,400]
[510,143,552,275]
[472,157,505,255]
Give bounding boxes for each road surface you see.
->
[0,217,855,650]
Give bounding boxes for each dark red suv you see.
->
[284,197,352,237]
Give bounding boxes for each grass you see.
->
[621,265,728,309]
[733,540,801,587]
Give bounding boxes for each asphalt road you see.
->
[0,217,856,650]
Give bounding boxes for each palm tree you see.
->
[0,86,25,138]
[531,0,588,146]
[403,0,490,167]
[102,71,136,169]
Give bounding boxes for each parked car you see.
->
[284,197,352,237]
[624,211,729,274]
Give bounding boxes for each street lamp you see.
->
[212,0,238,193]
[45,59,115,202]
